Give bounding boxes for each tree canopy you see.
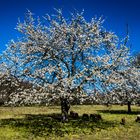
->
[0,10,139,112]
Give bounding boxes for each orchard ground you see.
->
[0,105,140,140]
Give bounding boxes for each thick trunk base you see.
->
[127,101,131,114]
[60,97,70,122]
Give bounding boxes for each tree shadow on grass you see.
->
[97,110,140,115]
[0,113,118,137]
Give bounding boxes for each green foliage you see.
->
[0,105,140,139]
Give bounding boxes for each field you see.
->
[0,105,140,140]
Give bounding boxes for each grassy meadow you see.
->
[0,105,140,140]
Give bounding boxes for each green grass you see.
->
[0,105,140,140]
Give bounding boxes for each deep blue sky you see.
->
[0,0,139,53]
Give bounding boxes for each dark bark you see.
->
[127,101,131,114]
[60,97,70,122]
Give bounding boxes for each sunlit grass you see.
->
[0,105,140,140]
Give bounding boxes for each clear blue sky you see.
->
[0,0,139,53]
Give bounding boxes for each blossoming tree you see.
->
[1,10,139,117]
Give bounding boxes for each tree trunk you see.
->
[60,97,70,122]
[127,101,131,114]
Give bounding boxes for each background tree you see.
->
[133,53,140,68]
[0,41,35,106]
